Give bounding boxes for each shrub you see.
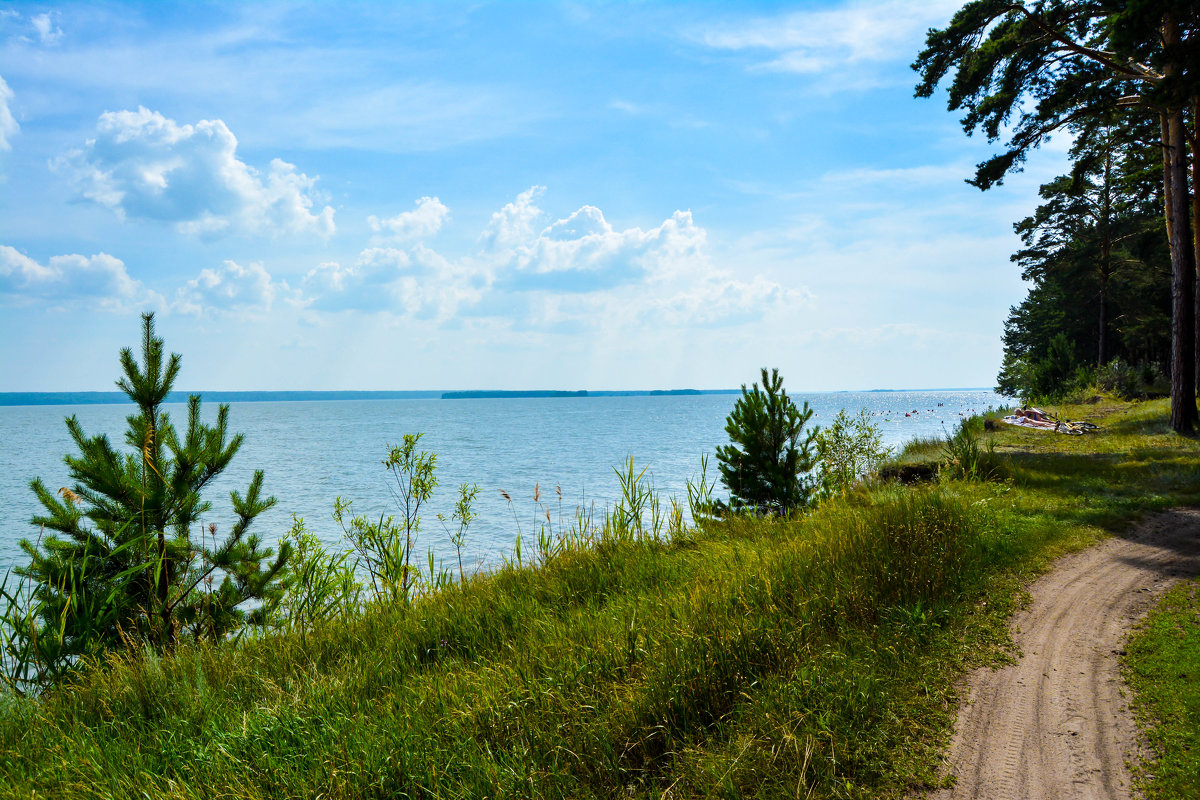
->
[715,368,817,515]
[815,408,892,496]
[334,434,438,603]
[940,421,1005,482]
[1095,358,1139,398]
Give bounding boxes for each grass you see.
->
[1125,579,1200,799]
[0,398,1197,799]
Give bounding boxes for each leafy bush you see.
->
[1095,358,1138,398]
[815,408,892,496]
[276,516,360,632]
[715,368,817,515]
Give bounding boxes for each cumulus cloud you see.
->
[293,187,807,328]
[303,248,417,313]
[175,260,297,315]
[476,188,806,327]
[482,186,545,251]
[650,275,807,327]
[303,243,480,318]
[699,0,959,77]
[480,190,708,293]
[0,76,17,151]
[368,196,448,241]
[55,107,335,237]
[0,245,158,309]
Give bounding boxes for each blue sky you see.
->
[0,1,1069,392]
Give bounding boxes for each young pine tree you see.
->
[716,368,817,516]
[14,314,290,677]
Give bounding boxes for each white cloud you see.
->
[303,249,416,313]
[482,186,545,251]
[356,247,411,271]
[522,206,701,282]
[699,0,959,77]
[484,191,709,291]
[55,107,335,237]
[291,187,809,329]
[2,9,62,46]
[479,188,806,327]
[175,260,296,315]
[303,243,481,319]
[368,196,448,241]
[31,12,62,45]
[651,275,806,327]
[0,245,158,310]
[0,76,17,151]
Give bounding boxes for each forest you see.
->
[913,2,1199,429]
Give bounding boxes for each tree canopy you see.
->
[915,0,1199,428]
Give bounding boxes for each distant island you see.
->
[0,388,1000,407]
[0,389,737,406]
[0,390,445,406]
[441,389,722,399]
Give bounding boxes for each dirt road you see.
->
[925,508,1200,800]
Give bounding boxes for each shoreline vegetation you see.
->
[1,384,1197,797]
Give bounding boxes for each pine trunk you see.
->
[1164,105,1197,432]
[1163,14,1197,434]
[1193,96,1200,403]
[1098,145,1111,367]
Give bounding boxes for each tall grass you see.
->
[0,480,995,799]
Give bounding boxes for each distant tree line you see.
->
[915,1,1199,429]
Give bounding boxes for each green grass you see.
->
[0,398,1197,799]
[1125,579,1200,799]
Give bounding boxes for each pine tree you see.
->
[12,314,290,681]
[716,368,817,516]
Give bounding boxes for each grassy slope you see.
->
[0,398,1197,799]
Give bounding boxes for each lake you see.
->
[0,390,1008,574]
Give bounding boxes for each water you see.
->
[0,390,1007,573]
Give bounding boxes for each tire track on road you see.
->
[924,509,1200,800]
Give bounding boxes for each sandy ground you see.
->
[923,508,1200,800]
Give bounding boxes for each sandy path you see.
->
[925,508,1200,800]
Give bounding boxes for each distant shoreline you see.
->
[0,388,997,407]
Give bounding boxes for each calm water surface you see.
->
[0,391,1007,573]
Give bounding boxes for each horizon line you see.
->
[0,387,1001,407]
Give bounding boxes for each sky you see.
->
[0,1,1073,392]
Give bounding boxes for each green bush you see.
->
[940,421,1005,482]
[815,408,892,496]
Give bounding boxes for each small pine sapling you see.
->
[715,368,818,516]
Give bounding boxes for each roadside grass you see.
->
[1125,579,1200,799]
[0,398,1196,799]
